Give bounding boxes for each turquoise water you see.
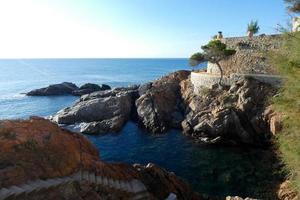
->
[0,59,280,198]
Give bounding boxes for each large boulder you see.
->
[133,163,203,200]
[52,87,138,134]
[135,70,190,134]
[0,117,99,188]
[72,83,111,96]
[27,82,78,96]
[181,77,278,145]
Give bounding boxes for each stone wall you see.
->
[191,72,281,93]
[191,72,230,93]
[220,34,282,75]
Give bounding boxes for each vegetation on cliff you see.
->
[271,30,300,193]
[189,40,236,85]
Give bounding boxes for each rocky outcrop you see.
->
[48,70,278,146]
[135,70,190,133]
[52,87,138,134]
[72,83,111,96]
[0,117,99,188]
[180,77,278,145]
[134,163,203,200]
[27,82,79,96]
[277,181,299,200]
[27,82,111,96]
[263,106,283,136]
[0,118,202,200]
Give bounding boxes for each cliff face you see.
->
[180,77,278,145]
[220,35,282,75]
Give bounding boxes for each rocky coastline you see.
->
[20,69,293,199]
[47,70,279,147]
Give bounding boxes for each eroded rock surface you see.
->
[134,163,203,200]
[0,117,99,188]
[53,87,139,134]
[135,70,190,133]
[26,82,111,96]
[72,83,111,96]
[180,77,278,145]
[27,82,79,96]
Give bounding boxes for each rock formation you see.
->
[180,77,277,145]
[27,82,79,96]
[0,118,202,200]
[72,83,111,96]
[49,70,279,147]
[52,86,139,134]
[0,117,99,188]
[135,70,190,133]
[26,82,111,96]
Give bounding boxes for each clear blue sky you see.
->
[0,0,289,58]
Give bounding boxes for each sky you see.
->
[0,0,290,58]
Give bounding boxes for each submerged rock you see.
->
[27,82,78,96]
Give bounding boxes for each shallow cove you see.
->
[85,122,283,198]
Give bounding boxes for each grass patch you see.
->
[199,86,212,96]
[270,32,300,193]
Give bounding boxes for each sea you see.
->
[0,59,279,198]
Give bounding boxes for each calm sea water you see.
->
[0,59,279,198]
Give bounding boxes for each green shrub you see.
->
[270,31,300,193]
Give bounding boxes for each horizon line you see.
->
[0,57,189,60]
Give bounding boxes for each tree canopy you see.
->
[285,0,300,13]
[189,40,236,85]
[190,40,236,66]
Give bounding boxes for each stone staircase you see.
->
[0,170,152,200]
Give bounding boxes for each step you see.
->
[43,179,61,186]
[112,179,121,189]
[165,193,177,200]
[88,172,96,182]
[9,186,25,195]
[35,180,54,188]
[0,188,13,200]
[18,184,36,193]
[107,178,115,188]
[130,180,147,193]
[96,176,103,185]
[119,180,128,191]
[130,191,151,200]
[102,177,108,186]
[124,181,133,192]
[71,172,81,181]
[63,177,74,183]
[82,171,90,181]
